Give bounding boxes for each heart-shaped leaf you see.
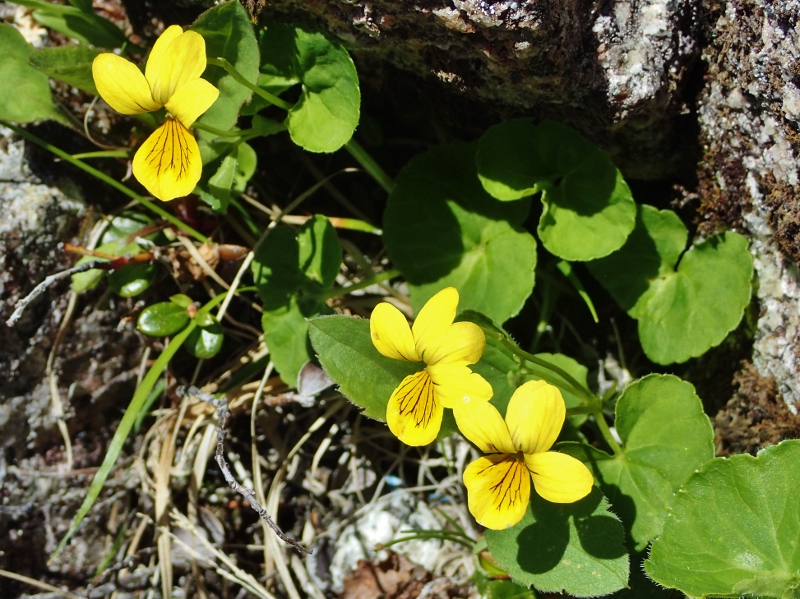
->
[384,143,537,323]
[477,119,636,261]
[587,205,753,364]
[645,440,800,598]
[485,489,629,597]
[256,20,360,152]
[561,375,714,551]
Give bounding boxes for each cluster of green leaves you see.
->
[3,2,797,598]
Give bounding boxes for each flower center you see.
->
[143,117,192,179]
[394,369,437,428]
[486,453,528,513]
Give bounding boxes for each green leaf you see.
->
[233,141,257,191]
[28,44,100,94]
[587,205,754,364]
[108,261,156,297]
[205,153,237,212]
[485,489,629,597]
[561,374,714,551]
[308,315,419,420]
[0,24,59,123]
[645,440,800,599]
[30,7,126,48]
[477,119,636,261]
[193,1,259,136]
[70,212,154,293]
[384,143,537,323]
[185,320,224,359]
[257,21,360,152]
[137,301,190,336]
[252,215,342,386]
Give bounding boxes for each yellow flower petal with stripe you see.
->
[147,29,208,105]
[370,302,420,362]
[525,451,594,503]
[507,380,565,454]
[165,78,220,128]
[453,399,515,454]
[386,370,443,446]
[92,54,161,115]
[132,118,202,201]
[370,287,491,445]
[459,380,594,529]
[464,453,530,530]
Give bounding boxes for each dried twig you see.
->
[177,385,311,554]
[5,259,107,327]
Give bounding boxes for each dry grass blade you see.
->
[0,568,82,599]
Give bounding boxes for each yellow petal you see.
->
[92,54,161,115]
[165,78,219,128]
[386,370,443,446]
[370,302,420,362]
[507,380,566,454]
[422,321,486,366]
[412,287,458,362]
[144,25,183,86]
[132,118,202,201]
[452,398,515,454]
[525,451,594,503]
[464,454,530,530]
[428,362,493,408]
[147,29,208,105]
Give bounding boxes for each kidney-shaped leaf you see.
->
[384,143,536,323]
[645,440,800,598]
[562,375,714,551]
[485,489,629,597]
[477,119,636,261]
[257,20,359,152]
[588,205,753,364]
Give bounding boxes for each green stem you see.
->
[207,57,293,111]
[320,269,400,301]
[593,407,623,455]
[1,120,206,243]
[70,150,131,160]
[345,139,395,193]
[484,328,595,403]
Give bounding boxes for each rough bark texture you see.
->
[267,0,800,407]
[697,0,800,406]
[269,0,702,179]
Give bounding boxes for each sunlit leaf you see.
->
[384,143,536,323]
[646,440,800,598]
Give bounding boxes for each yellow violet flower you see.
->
[92,25,219,201]
[370,287,493,446]
[456,380,594,530]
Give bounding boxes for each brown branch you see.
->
[177,385,311,554]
